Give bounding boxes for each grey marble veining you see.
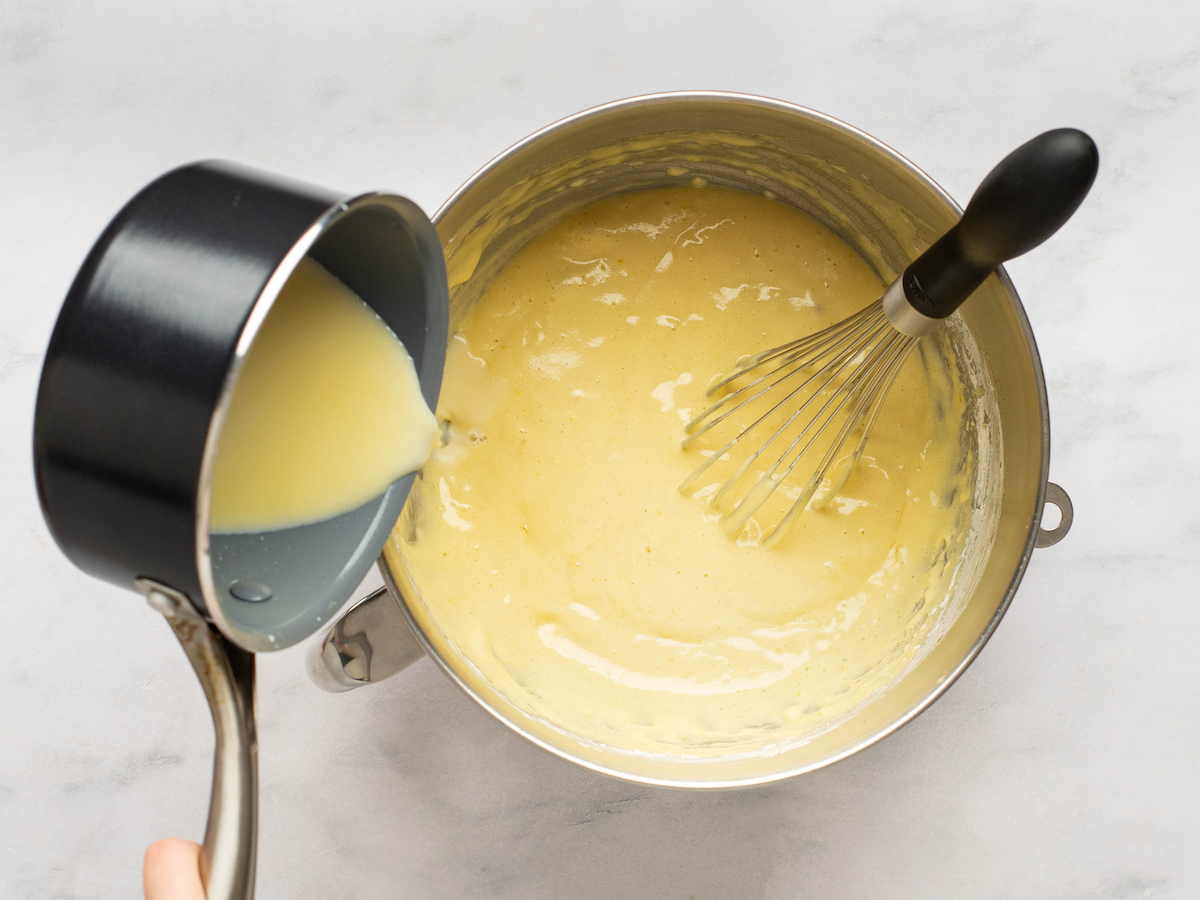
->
[2,1,1197,897]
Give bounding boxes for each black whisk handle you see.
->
[902,128,1099,319]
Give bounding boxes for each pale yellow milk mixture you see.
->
[395,186,972,758]
[210,257,437,534]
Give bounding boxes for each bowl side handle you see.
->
[1034,481,1074,548]
[306,584,426,692]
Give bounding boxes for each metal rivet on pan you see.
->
[229,581,273,603]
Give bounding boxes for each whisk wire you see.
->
[676,310,890,497]
[809,337,918,512]
[718,324,906,536]
[767,333,911,527]
[682,302,883,449]
[707,317,896,507]
[757,333,915,548]
[712,317,894,513]
[698,301,883,401]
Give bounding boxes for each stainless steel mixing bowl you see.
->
[315,91,1074,787]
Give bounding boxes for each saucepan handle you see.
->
[307,583,426,692]
[138,579,258,900]
[1035,481,1074,548]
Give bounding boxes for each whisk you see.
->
[679,128,1099,549]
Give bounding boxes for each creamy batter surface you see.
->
[393,186,973,758]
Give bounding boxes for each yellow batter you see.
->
[210,257,437,534]
[394,186,972,758]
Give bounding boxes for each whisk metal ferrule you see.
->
[880,278,939,337]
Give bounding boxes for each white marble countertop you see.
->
[2,2,1197,897]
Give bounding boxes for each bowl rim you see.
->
[385,90,1050,788]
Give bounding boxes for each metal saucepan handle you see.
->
[1035,481,1074,548]
[137,579,258,900]
[307,584,426,692]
